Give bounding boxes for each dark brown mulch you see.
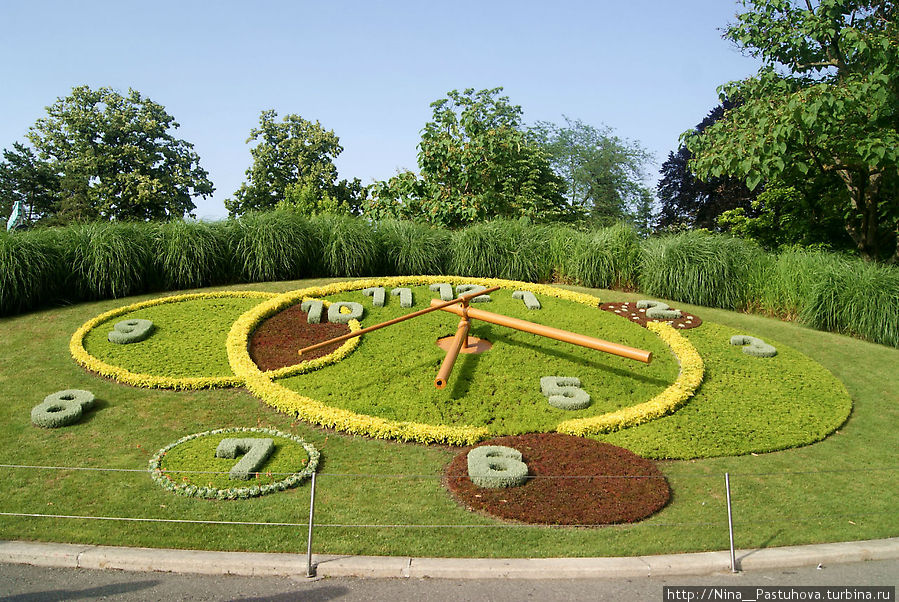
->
[249,305,352,372]
[444,433,670,525]
[600,302,702,330]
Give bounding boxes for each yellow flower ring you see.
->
[70,291,362,390]
[557,322,704,436]
[226,277,704,445]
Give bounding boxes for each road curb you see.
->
[1,538,897,579]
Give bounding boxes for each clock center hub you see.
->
[435,335,492,354]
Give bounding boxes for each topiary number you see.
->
[390,287,413,308]
[455,284,491,303]
[636,300,682,320]
[301,300,324,324]
[108,319,154,344]
[31,389,95,428]
[540,376,591,410]
[362,287,386,307]
[467,445,529,489]
[327,301,364,324]
[215,438,275,480]
[512,290,541,310]
[429,283,454,301]
[730,335,777,357]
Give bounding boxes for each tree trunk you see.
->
[837,168,881,261]
[890,223,899,265]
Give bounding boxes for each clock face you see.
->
[238,278,682,439]
[71,275,853,455]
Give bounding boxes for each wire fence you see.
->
[1,462,897,577]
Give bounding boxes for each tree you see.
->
[366,88,569,228]
[685,1,899,261]
[716,181,852,249]
[226,110,365,217]
[630,188,657,238]
[0,143,59,223]
[657,101,759,231]
[530,117,653,226]
[25,85,213,221]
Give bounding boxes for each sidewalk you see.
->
[1,538,897,579]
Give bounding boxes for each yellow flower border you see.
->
[227,276,701,445]
[556,322,704,436]
[70,290,293,390]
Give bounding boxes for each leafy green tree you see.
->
[367,88,569,228]
[716,181,851,249]
[25,85,213,221]
[685,0,899,262]
[630,188,657,238]
[226,110,365,217]
[657,101,759,231]
[0,142,59,223]
[530,117,653,226]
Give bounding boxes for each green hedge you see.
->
[2,214,898,349]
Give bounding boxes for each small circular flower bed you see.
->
[249,304,351,371]
[601,302,702,330]
[71,291,275,389]
[444,433,670,525]
[148,427,319,499]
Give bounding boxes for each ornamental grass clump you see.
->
[62,221,155,300]
[375,219,451,275]
[227,210,314,282]
[755,248,849,319]
[310,214,379,277]
[565,222,642,289]
[800,257,899,348]
[153,219,231,289]
[450,219,555,283]
[0,229,65,315]
[639,230,763,310]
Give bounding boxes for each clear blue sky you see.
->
[0,1,762,219]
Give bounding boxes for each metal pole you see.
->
[725,472,738,573]
[305,471,317,578]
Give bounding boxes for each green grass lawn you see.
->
[0,278,895,557]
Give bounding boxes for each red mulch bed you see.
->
[444,433,670,525]
[600,302,702,330]
[249,305,352,372]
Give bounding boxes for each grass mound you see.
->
[150,427,318,499]
[445,433,670,525]
[595,322,852,458]
[77,292,272,386]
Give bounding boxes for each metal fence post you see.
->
[725,472,738,573]
[306,471,317,578]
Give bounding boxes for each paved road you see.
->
[1,558,896,601]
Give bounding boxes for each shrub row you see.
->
[3,214,898,348]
